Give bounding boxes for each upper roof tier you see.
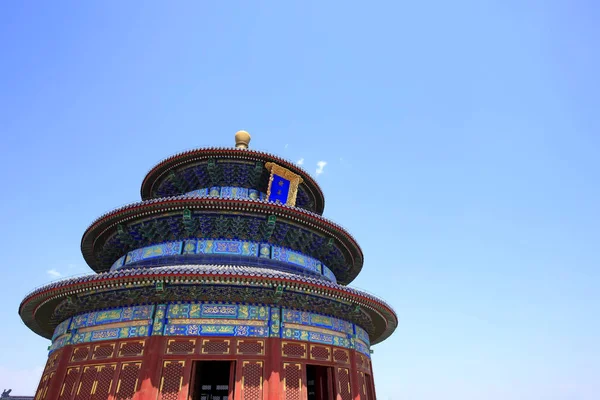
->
[140,131,325,215]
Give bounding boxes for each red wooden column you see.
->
[42,346,71,400]
[348,350,362,400]
[265,338,282,399]
[135,336,162,400]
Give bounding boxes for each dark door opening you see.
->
[189,361,234,400]
[306,364,334,400]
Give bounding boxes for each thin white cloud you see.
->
[284,144,289,149]
[316,161,327,176]
[297,158,304,166]
[47,269,61,278]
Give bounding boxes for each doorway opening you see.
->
[189,361,234,400]
[306,364,334,400]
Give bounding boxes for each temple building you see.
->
[19,131,397,399]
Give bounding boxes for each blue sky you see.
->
[1,1,599,399]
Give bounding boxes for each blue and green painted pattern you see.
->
[70,323,150,345]
[125,242,183,265]
[271,246,320,273]
[196,240,259,257]
[165,303,269,337]
[70,305,154,329]
[186,186,266,201]
[49,302,370,356]
[52,317,71,340]
[109,239,337,283]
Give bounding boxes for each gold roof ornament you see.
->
[234,130,251,149]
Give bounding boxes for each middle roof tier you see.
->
[81,196,363,285]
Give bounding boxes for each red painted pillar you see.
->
[135,336,162,400]
[349,350,362,400]
[42,347,71,400]
[266,338,282,400]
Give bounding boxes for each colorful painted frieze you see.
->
[186,188,208,197]
[282,309,354,335]
[52,318,71,340]
[249,189,260,200]
[183,239,197,254]
[355,340,370,357]
[322,265,337,283]
[196,239,259,257]
[355,325,370,346]
[152,304,167,336]
[166,303,268,320]
[49,334,71,353]
[209,186,221,197]
[70,323,150,345]
[270,307,281,337]
[281,327,353,348]
[271,246,320,273]
[259,243,270,258]
[125,241,183,265]
[110,255,126,271]
[164,323,268,337]
[71,305,155,329]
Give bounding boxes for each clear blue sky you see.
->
[1,1,599,399]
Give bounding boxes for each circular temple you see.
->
[20,131,397,400]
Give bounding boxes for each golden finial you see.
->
[235,130,251,149]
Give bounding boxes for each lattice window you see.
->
[115,363,141,400]
[34,371,53,400]
[358,371,367,400]
[310,345,331,361]
[333,349,349,364]
[44,351,61,373]
[201,339,230,355]
[159,361,185,400]
[237,340,264,355]
[71,346,90,363]
[356,354,366,369]
[241,361,263,400]
[118,341,145,357]
[74,366,97,400]
[59,367,80,400]
[92,344,115,360]
[93,364,116,399]
[337,368,352,400]
[283,363,302,400]
[282,342,306,359]
[166,339,195,355]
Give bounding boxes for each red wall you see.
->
[35,336,376,400]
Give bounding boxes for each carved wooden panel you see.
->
[115,362,141,400]
[166,339,196,355]
[283,363,302,400]
[200,339,230,355]
[336,368,352,400]
[241,360,263,400]
[281,342,306,359]
[309,345,331,362]
[118,341,145,358]
[237,339,265,356]
[92,343,115,360]
[71,346,90,363]
[74,365,97,400]
[93,364,117,399]
[159,361,185,400]
[58,367,80,400]
[34,371,54,400]
[333,349,349,365]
